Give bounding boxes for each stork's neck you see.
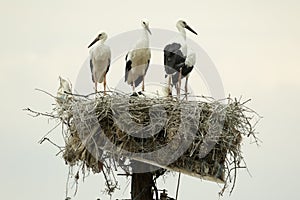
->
[100,39,106,45]
[143,27,150,42]
[136,28,149,48]
[177,26,186,40]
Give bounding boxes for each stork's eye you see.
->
[143,22,146,25]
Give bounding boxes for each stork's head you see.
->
[141,19,152,35]
[58,76,71,93]
[176,20,198,35]
[88,32,108,48]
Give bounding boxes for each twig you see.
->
[35,88,57,99]
[66,167,71,199]
[38,122,61,144]
[102,167,114,196]
[64,90,116,99]
[23,108,58,119]
[175,172,181,200]
[39,137,63,150]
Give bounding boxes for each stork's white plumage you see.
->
[164,20,197,98]
[56,76,73,119]
[125,19,151,93]
[57,76,72,106]
[88,32,111,95]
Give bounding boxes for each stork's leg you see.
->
[177,69,182,100]
[93,73,97,94]
[175,82,178,98]
[103,73,107,95]
[95,82,97,94]
[185,77,189,100]
[168,75,172,96]
[132,82,136,93]
[142,75,145,92]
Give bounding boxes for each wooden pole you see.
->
[131,172,153,200]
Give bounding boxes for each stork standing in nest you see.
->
[125,19,152,94]
[171,51,196,100]
[164,20,197,99]
[88,32,111,95]
[56,76,72,106]
[56,76,73,120]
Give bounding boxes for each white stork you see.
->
[171,51,196,100]
[57,76,72,106]
[164,20,197,98]
[56,76,73,120]
[88,32,111,95]
[125,19,151,93]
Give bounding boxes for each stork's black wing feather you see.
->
[164,43,186,75]
[181,65,194,77]
[106,58,111,74]
[125,60,132,82]
[90,59,94,82]
[171,65,194,86]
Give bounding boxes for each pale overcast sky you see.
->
[0,0,300,199]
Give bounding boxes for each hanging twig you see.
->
[175,172,181,200]
[38,122,61,144]
[39,137,64,150]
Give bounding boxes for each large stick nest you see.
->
[29,90,260,196]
